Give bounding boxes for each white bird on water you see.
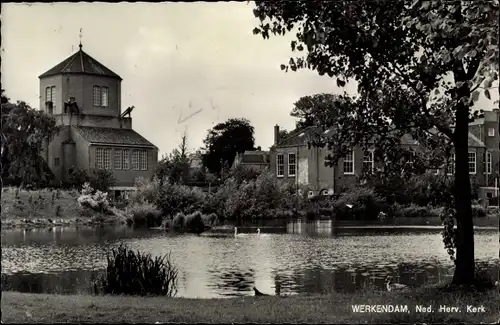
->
[234,227,261,237]
[385,276,408,292]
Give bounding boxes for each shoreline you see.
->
[2,289,499,323]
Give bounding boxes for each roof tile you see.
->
[74,126,156,148]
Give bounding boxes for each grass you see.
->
[1,187,130,229]
[2,286,499,324]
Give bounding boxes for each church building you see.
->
[39,43,158,194]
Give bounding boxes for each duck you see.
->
[385,276,408,292]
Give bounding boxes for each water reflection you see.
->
[1,222,498,298]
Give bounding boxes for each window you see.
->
[54,157,60,167]
[96,147,112,169]
[343,149,355,175]
[103,148,112,170]
[139,150,148,170]
[101,87,109,107]
[45,86,56,104]
[488,128,495,137]
[276,154,284,177]
[122,149,130,170]
[96,148,104,169]
[446,153,455,175]
[51,86,56,105]
[468,151,476,174]
[93,86,101,106]
[363,150,374,174]
[485,151,492,174]
[132,150,140,170]
[114,149,123,170]
[288,153,296,177]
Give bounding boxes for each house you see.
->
[232,150,270,172]
[270,109,500,199]
[39,43,158,196]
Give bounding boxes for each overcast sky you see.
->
[2,3,497,157]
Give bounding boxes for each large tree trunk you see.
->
[451,99,475,285]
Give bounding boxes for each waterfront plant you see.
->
[92,244,178,297]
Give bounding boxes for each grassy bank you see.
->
[2,288,499,324]
[1,187,129,230]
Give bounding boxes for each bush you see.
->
[392,204,441,219]
[184,211,206,234]
[65,167,115,192]
[133,177,161,204]
[77,182,110,214]
[92,244,178,296]
[333,187,386,221]
[471,205,487,218]
[172,212,186,232]
[156,182,207,216]
[128,201,162,227]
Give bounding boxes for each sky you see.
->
[2,2,497,157]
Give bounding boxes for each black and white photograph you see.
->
[1,1,499,324]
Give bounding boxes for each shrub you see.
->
[472,205,487,218]
[184,211,206,234]
[393,204,440,219]
[133,177,161,204]
[129,201,162,227]
[77,182,110,214]
[333,187,386,220]
[92,244,178,296]
[65,167,115,192]
[172,212,186,232]
[156,182,207,216]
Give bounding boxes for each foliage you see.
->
[77,182,110,214]
[228,164,261,184]
[92,244,178,297]
[156,182,207,217]
[202,118,256,176]
[291,93,347,129]
[471,205,487,218]
[252,0,499,284]
[128,201,162,227]
[391,204,441,219]
[133,177,161,204]
[153,132,191,185]
[333,187,386,221]
[1,90,58,188]
[65,167,115,192]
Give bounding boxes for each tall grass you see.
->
[170,211,209,233]
[92,244,178,297]
[128,202,162,227]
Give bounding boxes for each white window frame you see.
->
[288,153,296,177]
[50,86,56,107]
[103,148,112,170]
[93,86,101,107]
[363,149,374,174]
[132,150,140,170]
[343,149,355,175]
[139,150,148,171]
[468,151,476,174]
[96,148,104,169]
[446,153,455,175]
[122,149,130,170]
[276,153,284,177]
[101,87,109,107]
[485,151,492,174]
[45,87,51,102]
[114,149,123,170]
[488,128,495,137]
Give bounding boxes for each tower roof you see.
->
[38,45,122,80]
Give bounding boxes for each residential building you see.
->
[270,109,500,199]
[232,150,270,172]
[39,43,158,194]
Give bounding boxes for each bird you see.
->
[385,276,408,292]
[346,204,353,209]
[253,287,269,296]
[257,228,260,235]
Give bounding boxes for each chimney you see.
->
[274,125,280,145]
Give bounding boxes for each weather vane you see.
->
[79,28,83,49]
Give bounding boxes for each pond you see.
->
[1,221,498,298]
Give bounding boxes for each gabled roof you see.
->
[74,126,156,148]
[39,45,122,80]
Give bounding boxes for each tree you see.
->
[1,90,59,188]
[153,132,191,184]
[253,0,499,286]
[202,118,255,176]
[291,93,343,128]
[278,129,289,140]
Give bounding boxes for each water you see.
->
[1,221,498,298]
